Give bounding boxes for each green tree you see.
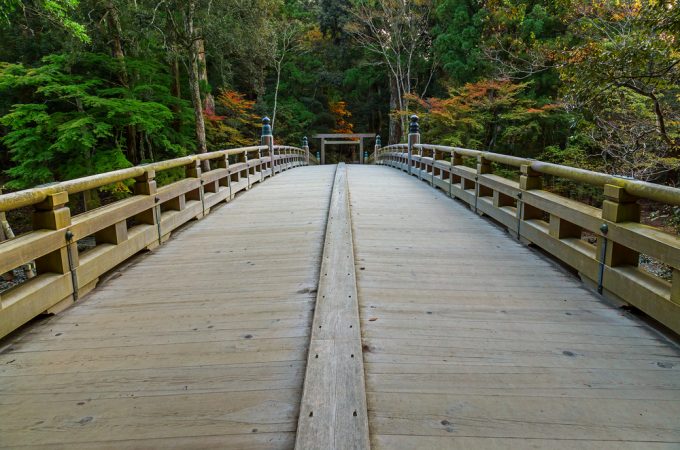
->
[0,53,190,188]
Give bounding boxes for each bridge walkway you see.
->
[0,166,336,449]
[350,165,680,449]
[1,164,680,449]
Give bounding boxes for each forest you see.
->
[0,1,677,200]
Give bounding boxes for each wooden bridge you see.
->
[1,117,680,449]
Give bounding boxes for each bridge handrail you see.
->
[399,143,680,206]
[376,137,680,335]
[0,146,273,212]
[0,138,307,339]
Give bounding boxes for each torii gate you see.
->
[312,133,375,165]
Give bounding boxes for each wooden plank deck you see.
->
[347,165,680,449]
[0,166,336,449]
[1,164,680,449]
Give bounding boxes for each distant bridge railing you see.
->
[377,115,680,335]
[0,118,310,338]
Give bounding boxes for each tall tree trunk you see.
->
[170,57,182,132]
[189,52,209,170]
[196,38,215,115]
[272,60,282,132]
[185,1,209,171]
[105,0,138,163]
[388,76,402,144]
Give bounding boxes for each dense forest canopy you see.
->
[0,0,678,191]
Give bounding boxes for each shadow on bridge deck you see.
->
[1,164,679,449]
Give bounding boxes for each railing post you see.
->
[303,136,309,166]
[33,191,79,307]
[134,170,161,242]
[474,156,493,212]
[599,185,640,267]
[515,164,543,240]
[216,154,231,200]
[374,135,381,165]
[407,115,420,175]
[185,159,206,217]
[261,117,274,176]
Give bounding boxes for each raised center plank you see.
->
[0,165,336,450]
[295,163,371,450]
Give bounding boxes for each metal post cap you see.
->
[261,117,272,136]
[409,115,420,134]
[375,135,382,146]
[302,136,308,147]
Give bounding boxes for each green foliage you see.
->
[0,53,191,189]
[433,0,489,83]
[0,0,89,42]
[557,0,680,179]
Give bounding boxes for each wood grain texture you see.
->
[0,166,336,449]
[295,164,370,450]
[346,165,680,450]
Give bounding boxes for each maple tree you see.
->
[205,90,259,149]
[330,100,355,134]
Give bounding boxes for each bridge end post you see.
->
[303,136,309,166]
[374,135,381,165]
[261,117,274,175]
[407,115,420,175]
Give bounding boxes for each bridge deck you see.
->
[350,166,680,449]
[2,165,679,449]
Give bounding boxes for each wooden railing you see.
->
[0,140,308,338]
[376,117,680,335]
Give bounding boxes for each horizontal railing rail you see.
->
[376,121,680,335]
[0,139,308,338]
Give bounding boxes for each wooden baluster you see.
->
[240,150,250,188]
[217,154,231,201]
[549,214,581,240]
[185,159,206,218]
[134,169,162,248]
[451,151,462,196]
[516,164,543,241]
[476,156,492,196]
[95,221,128,245]
[431,148,437,186]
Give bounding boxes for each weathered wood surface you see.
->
[347,165,680,449]
[0,166,336,449]
[2,164,680,449]
[295,164,370,449]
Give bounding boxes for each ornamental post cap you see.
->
[409,114,420,134]
[261,116,272,137]
[302,136,308,146]
[375,134,381,145]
